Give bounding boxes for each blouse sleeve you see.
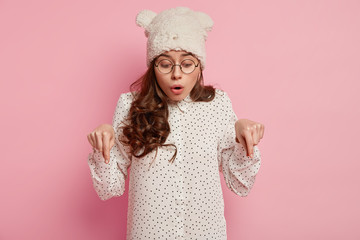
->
[217,92,261,197]
[87,93,132,201]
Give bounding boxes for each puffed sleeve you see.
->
[217,92,261,197]
[87,93,133,201]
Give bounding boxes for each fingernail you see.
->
[250,153,254,158]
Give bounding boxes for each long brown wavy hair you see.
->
[117,56,216,166]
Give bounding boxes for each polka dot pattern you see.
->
[87,88,261,239]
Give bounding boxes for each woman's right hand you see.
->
[87,124,115,164]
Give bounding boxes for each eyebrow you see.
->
[158,53,194,58]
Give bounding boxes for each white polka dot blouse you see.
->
[87,88,261,240]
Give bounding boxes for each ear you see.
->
[136,9,157,29]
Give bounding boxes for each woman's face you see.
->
[154,50,201,102]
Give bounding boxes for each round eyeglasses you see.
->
[155,59,199,74]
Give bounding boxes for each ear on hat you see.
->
[195,11,214,32]
[136,9,157,29]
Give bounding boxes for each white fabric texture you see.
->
[87,88,261,240]
[135,6,214,69]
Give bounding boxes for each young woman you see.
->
[87,7,264,240]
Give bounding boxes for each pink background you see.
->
[1,0,359,239]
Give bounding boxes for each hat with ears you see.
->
[135,6,214,69]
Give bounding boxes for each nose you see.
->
[171,64,182,80]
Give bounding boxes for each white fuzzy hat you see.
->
[135,7,214,69]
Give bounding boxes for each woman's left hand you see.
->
[235,119,265,158]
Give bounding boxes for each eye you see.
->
[181,60,195,68]
[158,59,173,68]
[160,63,171,68]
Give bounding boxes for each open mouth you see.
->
[171,85,184,94]
[171,85,184,89]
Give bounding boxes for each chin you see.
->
[170,97,183,102]
[168,93,185,102]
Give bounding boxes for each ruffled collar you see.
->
[167,93,193,112]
